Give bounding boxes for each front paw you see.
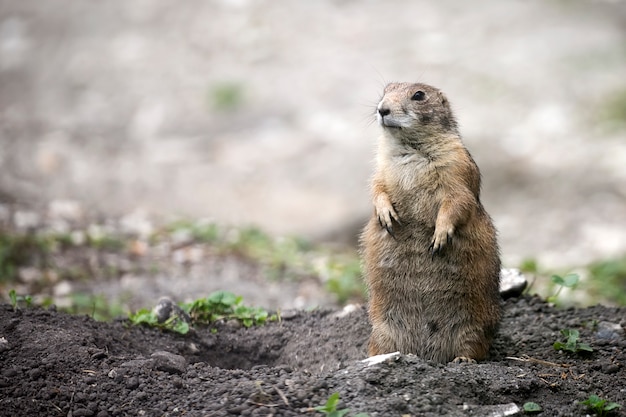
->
[374,195,400,237]
[429,226,454,255]
[377,208,400,237]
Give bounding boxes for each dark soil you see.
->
[1,296,625,417]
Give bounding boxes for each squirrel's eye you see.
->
[411,91,426,101]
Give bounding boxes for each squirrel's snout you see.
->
[377,103,403,129]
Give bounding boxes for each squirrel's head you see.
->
[376,82,458,146]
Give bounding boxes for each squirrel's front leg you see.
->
[430,191,475,255]
[430,212,455,255]
[372,179,400,236]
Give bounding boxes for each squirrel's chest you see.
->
[383,155,438,195]
[380,157,443,223]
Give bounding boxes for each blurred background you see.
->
[1,0,625,314]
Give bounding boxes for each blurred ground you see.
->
[1,0,626,273]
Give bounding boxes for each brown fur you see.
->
[360,82,501,363]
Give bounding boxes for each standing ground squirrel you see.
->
[360,82,501,363]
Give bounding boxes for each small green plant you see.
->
[580,394,621,416]
[323,258,366,304]
[586,256,626,306]
[0,231,52,282]
[553,329,593,354]
[314,392,349,417]
[8,289,32,311]
[8,289,17,309]
[547,273,579,303]
[183,290,275,328]
[519,258,538,274]
[129,308,190,334]
[523,402,542,413]
[129,291,276,334]
[164,219,220,243]
[209,82,244,111]
[313,392,369,417]
[86,234,125,251]
[598,88,626,132]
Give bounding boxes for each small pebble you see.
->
[499,268,528,299]
[126,377,140,390]
[28,368,42,380]
[71,408,94,417]
[0,337,9,353]
[603,364,620,374]
[171,376,183,388]
[153,297,191,325]
[595,321,624,340]
[151,351,187,374]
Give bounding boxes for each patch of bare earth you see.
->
[1,296,625,416]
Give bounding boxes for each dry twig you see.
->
[505,355,571,368]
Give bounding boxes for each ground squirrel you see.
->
[360,82,501,363]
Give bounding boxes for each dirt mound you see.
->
[1,296,625,416]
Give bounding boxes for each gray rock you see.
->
[278,310,298,320]
[152,297,191,325]
[126,376,140,390]
[27,368,42,380]
[151,351,187,374]
[471,403,521,416]
[0,337,9,353]
[595,321,624,340]
[499,268,528,299]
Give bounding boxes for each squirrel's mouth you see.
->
[379,117,403,130]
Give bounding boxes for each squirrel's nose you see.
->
[378,107,390,117]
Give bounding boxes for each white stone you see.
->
[361,351,400,367]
